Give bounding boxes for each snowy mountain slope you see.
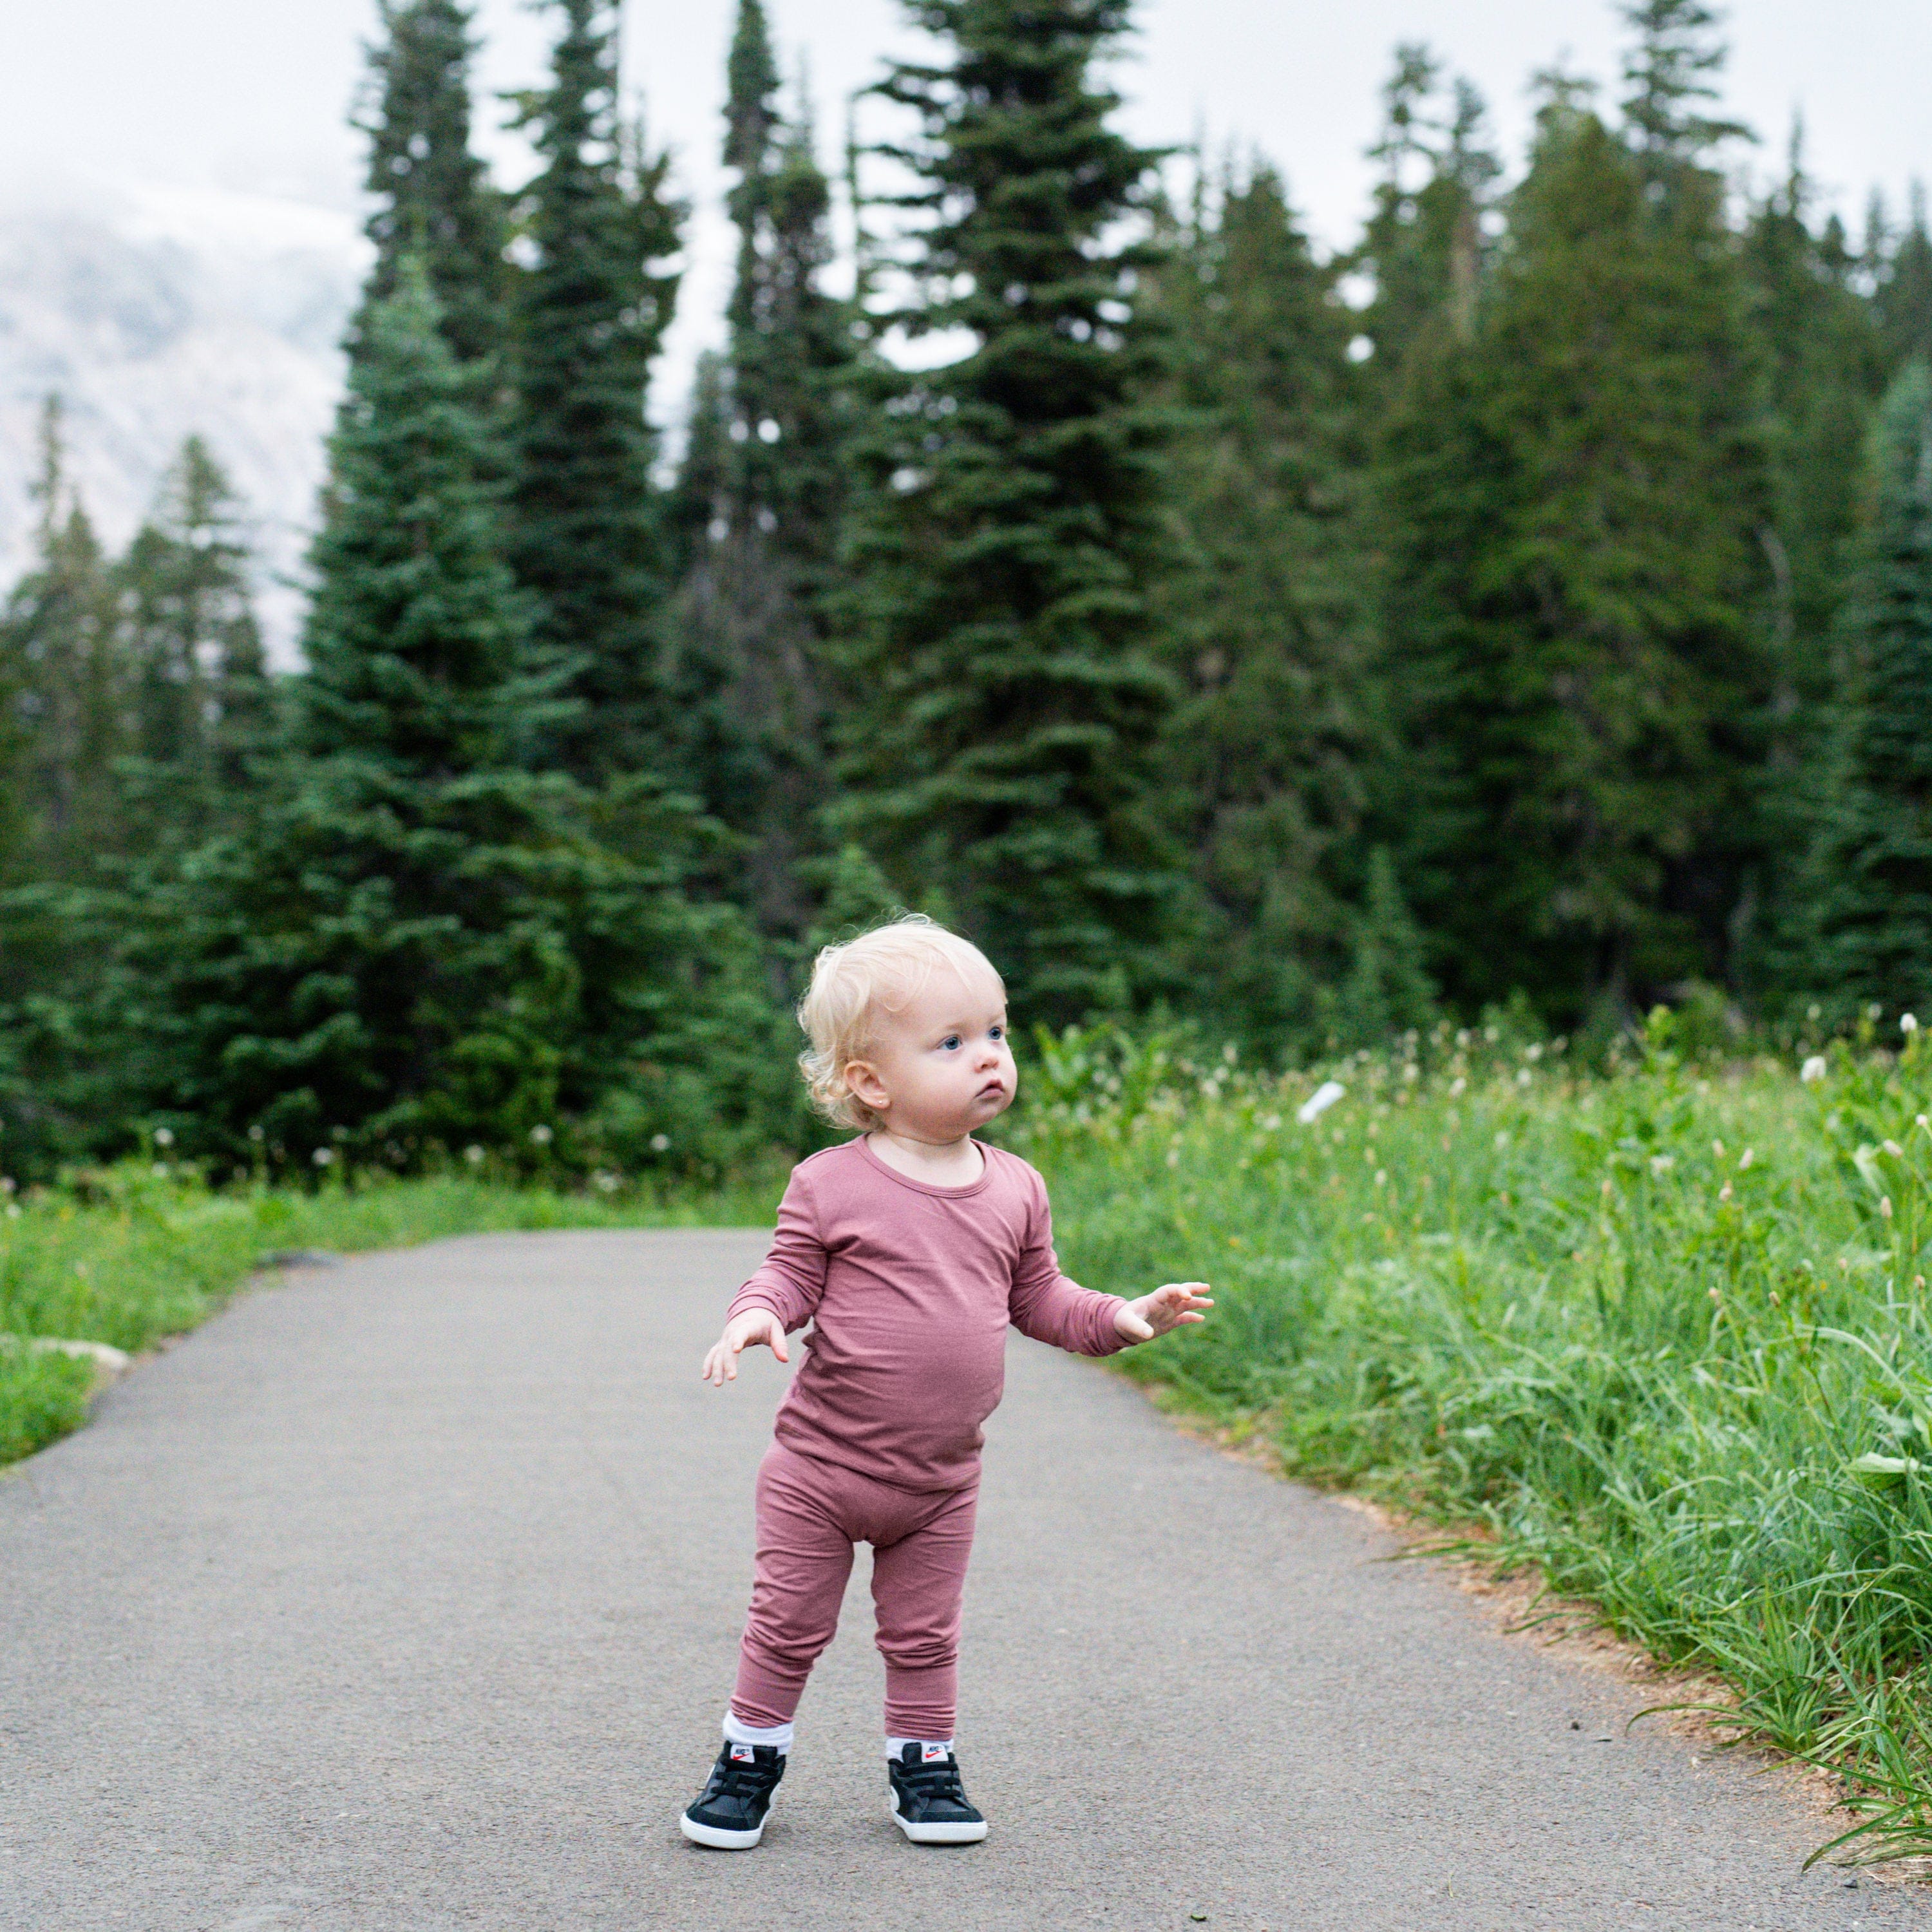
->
[0,180,366,661]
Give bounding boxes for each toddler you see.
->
[679,916,1210,1850]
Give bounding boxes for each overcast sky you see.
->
[5,0,1929,405]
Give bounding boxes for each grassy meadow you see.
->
[1019,1013,1932,1864]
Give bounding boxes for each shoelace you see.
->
[712,1756,783,1803]
[896,1759,971,1811]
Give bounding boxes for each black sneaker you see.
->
[680,1741,786,1850]
[887,1743,988,1844]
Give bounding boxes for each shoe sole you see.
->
[680,1812,765,1850]
[889,1798,989,1844]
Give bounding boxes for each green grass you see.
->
[0,1160,783,1468]
[1016,1016,1932,1867]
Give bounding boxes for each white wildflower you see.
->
[312,1148,334,1167]
[1801,1056,1828,1084]
[153,1126,175,1148]
[1449,1076,1466,1098]
[529,1124,553,1146]
[1739,1148,1754,1169]
[1905,1014,1920,1036]
[1515,1067,1533,1087]
[464,1145,484,1165]
[1494,1131,1510,1150]
[1650,1155,1675,1177]
[1884,1139,1905,1158]
[650,1133,672,1153]
[1297,1081,1345,1125]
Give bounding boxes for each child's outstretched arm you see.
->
[1111,1281,1213,1343]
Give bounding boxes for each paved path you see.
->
[1,1231,1926,1931]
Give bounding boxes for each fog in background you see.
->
[3,0,1926,655]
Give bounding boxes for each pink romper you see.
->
[724,1135,1126,1737]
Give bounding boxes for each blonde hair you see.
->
[798,914,1005,1130]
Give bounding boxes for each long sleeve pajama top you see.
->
[726,1136,1128,1493]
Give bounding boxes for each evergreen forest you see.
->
[5,0,1932,1186]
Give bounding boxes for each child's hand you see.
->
[701,1308,791,1386]
[1113,1282,1213,1344]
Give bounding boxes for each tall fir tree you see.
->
[1875,187,1932,374]
[0,399,126,885]
[667,0,858,940]
[354,0,507,368]
[1148,162,1400,1052]
[115,437,272,843]
[1736,133,1889,985]
[509,0,685,781]
[835,0,1177,1021]
[1350,50,1501,377]
[1383,28,1768,1023]
[1796,362,1932,1009]
[108,265,789,1172]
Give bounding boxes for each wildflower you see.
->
[1739,1148,1754,1168]
[464,1145,484,1165]
[1709,1287,1721,1303]
[1884,1139,1904,1158]
[650,1133,672,1153]
[1296,1081,1345,1125]
[1455,1029,1471,1048]
[153,1126,175,1148]
[1870,1003,1885,1021]
[0,1177,13,1194]
[1919,1276,1928,1292]
[1449,1076,1466,1097]
[1524,1043,1543,1062]
[152,1162,169,1179]
[1650,1155,1674,1177]
[1494,1131,1510,1150]
[1601,1177,1614,1197]
[1374,1170,1387,1188]
[1882,1197,1895,1219]
[3,1203,16,1220]
[248,1124,265,1142]
[1905,1014,1920,1036]
[1515,1067,1533,1087]
[1259,1113,1282,1132]
[1719,1183,1732,1202]
[312,1148,334,1167]
[592,1170,620,1193]
[1801,1056,1828,1084]
[530,1124,553,1146]
[1712,1139,1725,1157]
[1807,1003,1821,1021]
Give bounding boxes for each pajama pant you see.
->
[730,1442,980,1739]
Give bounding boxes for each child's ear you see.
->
[846,1059,891,1112]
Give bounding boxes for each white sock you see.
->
[886,1736,954,1761]
[723,1709,793,1754]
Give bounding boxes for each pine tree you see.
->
[1383,51,1769,1022]
[1350,50,1501,374]
[835,0,1177,1022]
[665,0,858,940]
[115,437,272,842]
[1147,162,1387,1053]
[1736,133,1889,985]
[509,0,685,781]
[1799,361,1932,1009]
[110,267,790,1174]
[0,399,126,884]
[354,0,507,367]
[1875,186,1932,374]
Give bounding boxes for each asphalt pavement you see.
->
[1,1228,1926,1931]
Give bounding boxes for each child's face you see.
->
[847,965,1016,1143]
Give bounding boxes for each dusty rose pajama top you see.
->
[728,1135,1129,1491]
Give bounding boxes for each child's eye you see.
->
[940,1034,962,1051]
[989,1025,1005,1042]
